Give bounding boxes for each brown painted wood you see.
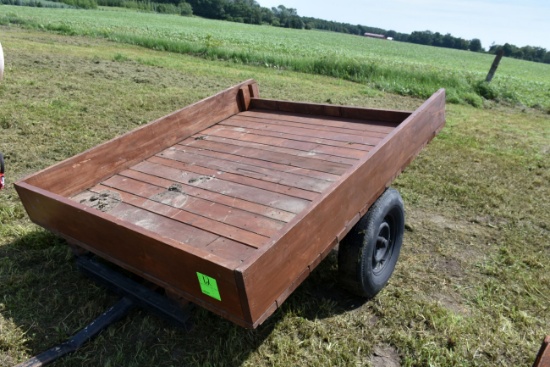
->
[118,168,296,223]
[200,125,369,159]
[99,174,284,239]
[22,80,259,197]
[235,113,390,138]
[106,202,221,247]
[238,86,252,111]
[78,184,269,249]
[241,110,396,133]
[83,185,265,253]
[16,182,254,327]
[162,146,334,193]
[249,98,411,123]
[190,134,359,166]
[247,82,259,99]
[221,117,383,146]
[533,336,550,367]
[148,154,319,202]
[132,160,311,214]
[238,89,446,325]
[205,237,258,264]
[15,80,445,329]
[177,139,348,177]
[202,124,372,151]
[173,142,341,183]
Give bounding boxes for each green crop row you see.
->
[1,5,549,110]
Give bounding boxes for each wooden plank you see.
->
[203,124,372,152]
[249,98,411,123]
[205,237,257,265]
[79,187,268,249]
[170,205,269,249]
[180,137,352,176]
[15,182,253,326]
[83,184,267,249]
[235,113,390,138]
[99,175,285,239]
[221,117,383,146]
[534,336,550,367]
[250,98,341,117]
[200,125,368,159]
[238,89,446,326]
[241,110,396,133]
[248,83,259,98]
[237,86,252,111]
[173,143,340,185]
[22,80,259,197]
[118,169,296,223]
[106,202,221,248]
[149,154,320,201]
[190,134,359,166]
[132,160,311,214]
[164,146,338,193]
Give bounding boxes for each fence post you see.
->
[486,49,504,83]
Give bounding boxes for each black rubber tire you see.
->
[338,188,405,298]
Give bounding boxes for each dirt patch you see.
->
[371,345,401,367]
[432,291,470,316]
[405,207,493,263]
[188,176,213,185]
[150,183,188,208]
[436,257,465,279]
[79,190,121,212]
[471,215,509,229]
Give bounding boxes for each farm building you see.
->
[364,32,386,40]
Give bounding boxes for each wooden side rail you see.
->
[250,98,412,124]
[239,89,445,327]
[21,80,259,197]
[534,336,550,367]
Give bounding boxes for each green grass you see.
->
[1,5,550,110]
[0,21,549,367]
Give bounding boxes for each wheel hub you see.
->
[373,221,391,273]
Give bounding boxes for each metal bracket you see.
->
[76,255,193,330]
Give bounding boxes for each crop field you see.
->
[0,6,550,367]
[2,5,550,110]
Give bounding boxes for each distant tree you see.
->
[187,0,225,18]
[260,6,273,24]
[432,32,443,47]
[409,30,433,45]
[454,37,469,50]
[385,30,397,39]
[534,47,547,62]
[180,2,192,15]
[502,43,514,57]
[442,33,455,48]
[469,38,482,52]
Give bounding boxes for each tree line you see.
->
[488,43,550,64]
[167,0,550,64]
[9,0,550,64]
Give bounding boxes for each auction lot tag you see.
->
[197,272,221,301]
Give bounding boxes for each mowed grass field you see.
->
[0,7,549,367]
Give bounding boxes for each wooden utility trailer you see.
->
[15,80,445,329]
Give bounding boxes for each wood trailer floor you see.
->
[71,109,397,268]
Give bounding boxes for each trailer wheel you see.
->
[338,188,404,298]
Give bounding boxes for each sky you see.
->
[256,0,550,50]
